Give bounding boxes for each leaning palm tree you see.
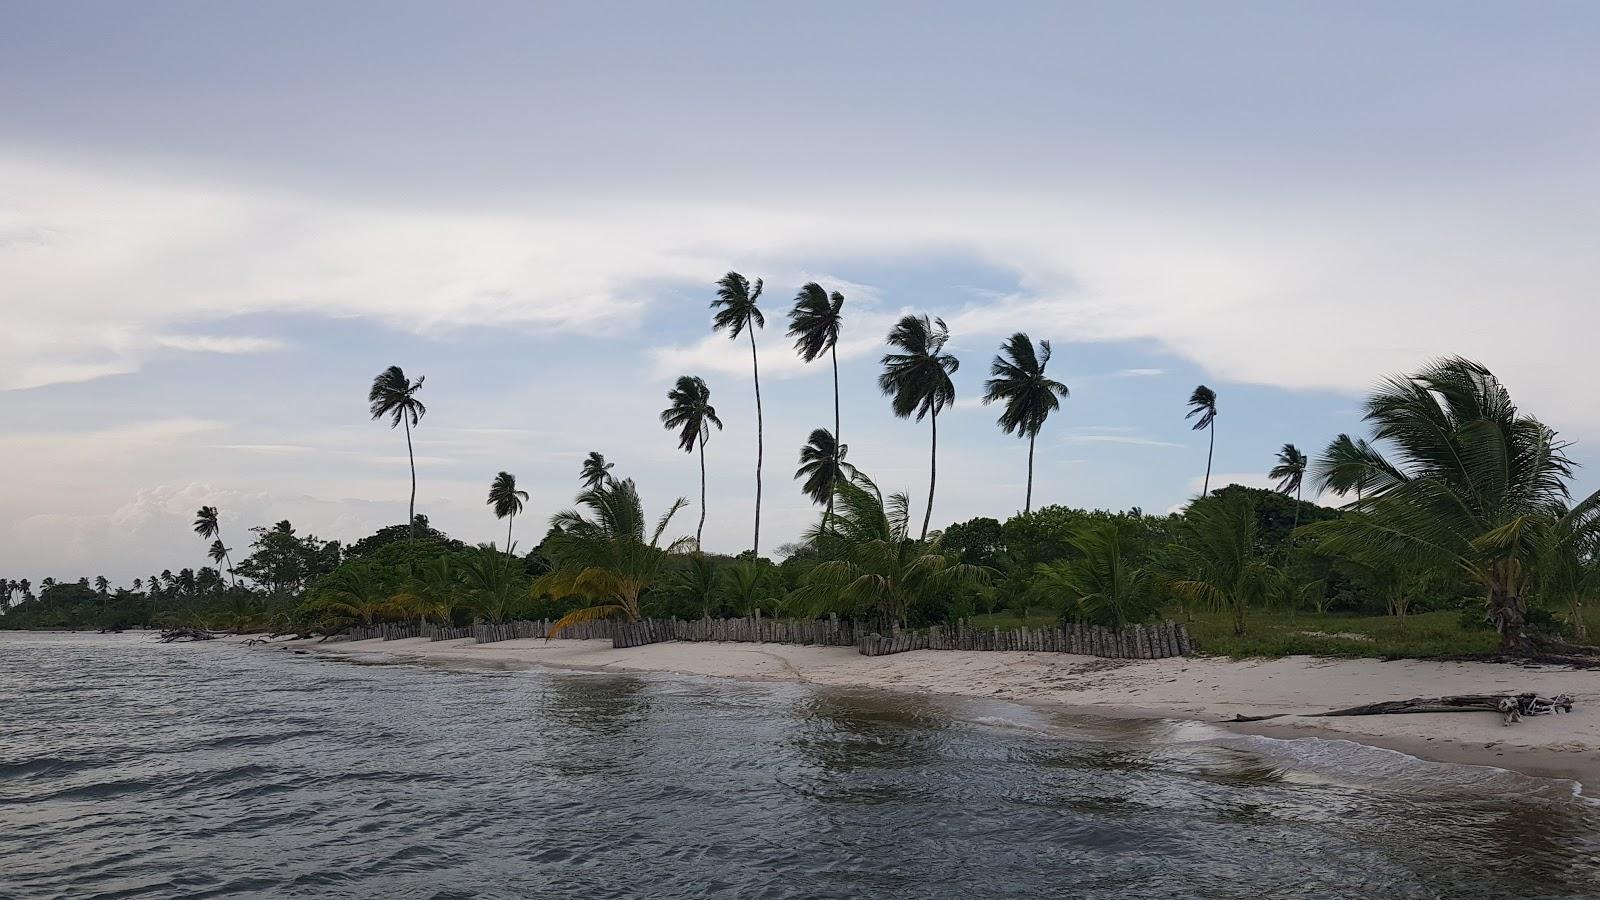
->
[788,282,846,458]
[1306,357,1600,653]
[879,314,959,540]
[487,471,530,554]
[660,375,723,548]
[192,506,237,586]
[368,365,428,539]
[580,451,614,490]
[982,333,1070,514]
[1186,385,1218,497]
[795,428,857,528]
[1310,433,1393,502]
[793,471,990,625]
[710,271,766,555]
[1269,443,1309,542]
[534,478,694,635]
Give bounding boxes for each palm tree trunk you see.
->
[828,341,840,532]
[1202,423,1214,497]
[921,408,938,541]
[749,329,763,555]
[1291,483,1301,543]
[219,531,238,588]
[697,432,708,548]
[404,415,417,540]
[506,515,514,555]
[1025,432,1036,514]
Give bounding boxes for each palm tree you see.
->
[1167,494,1280,635]
[660,375,723,548]
[1269,443,1309,542]
[207,540,230,574]
[1186,385,1218,497]
[1310,433,1391,502]
[94,575,110,596]
[394,556,467,625]
[788,282,846,468]
[793,472,990,624]
[879,314,958,540]
[314,564,393,626]
[665,553,722,619]
[368,365,428,539]
[487,471,530,553]
[1030,518,1157,628]
[1307,357,1600,653]
[192,506,237,586]
[795,428,856,527]
[461,543,526,624]
[580,451,614,490]
[534,478,694,634]
[982,333,1070,514]
[710,271,766,555]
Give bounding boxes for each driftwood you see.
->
[1232,692,1575,727]
[158,627,216,643]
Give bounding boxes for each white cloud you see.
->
[1064,433,1185,449]
[152,334,288,354]
[1117,368,1165,377]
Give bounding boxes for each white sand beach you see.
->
[256,635,1600,787]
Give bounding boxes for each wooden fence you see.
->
[611,614,859,650]
[858,620,1192,659]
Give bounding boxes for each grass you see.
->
[968,605,1600,660]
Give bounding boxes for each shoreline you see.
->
[237,634,1600,790]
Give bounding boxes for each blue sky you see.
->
[3,2,1598,584]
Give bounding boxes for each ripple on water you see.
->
[2,631,1599,899]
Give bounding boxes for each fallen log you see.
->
[1232,692,1575,726]
[158,627,216,643]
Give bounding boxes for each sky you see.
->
[3,2,1599,586]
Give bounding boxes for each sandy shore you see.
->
[247,634,1600,788]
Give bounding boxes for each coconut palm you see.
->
[394,555,467,625]
[192,506,238,586]
[1307,357,1600,653]
[665,553,722,619]
[461,543,526,624]
[1167,494,1280,635]
[1030,518,1157,628]
[487,471,530,553]
[793,472,990,624]
[660,375,723,548]
[314,564,393,626]
[795,428,856,527]
[368,365,428,539]
[1310,433,1393,502]
[879,314,959,540]
[535,478,693,635]
[1269,443,1309,542]
[207,540,230,573]
[1186,385,1218,497]
[788,282,846,462]
[710,271,766,555]
[982,333,1070,514]
[580,451,614,490]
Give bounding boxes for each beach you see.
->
[254,634,1600,788]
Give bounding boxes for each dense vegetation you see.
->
[4,274,1596,662]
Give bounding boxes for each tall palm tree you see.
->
[487,471,530,553]
[368,365,428,539]
[1186,385,1218,497]
[788,282,846,467]
[795,428,856,527]
[207,540,230,574]
[710,271,766,555]
[535,477,694,634]
[660,375,723,548]
[1307,357,1600,653]
[580,451,614,490]
[982,333,1070,514]
[879,314,958,540]
[192,506,237,586]
[1269,443,1309,542]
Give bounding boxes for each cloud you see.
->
[153,334,288,354]
[1117,368,1165,377]
[1064,433,1185,449]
